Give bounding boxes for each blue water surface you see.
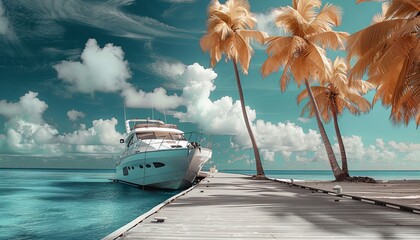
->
[2,169,420,240]
[0,169,179,240]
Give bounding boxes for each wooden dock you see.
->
[104,173,420,239]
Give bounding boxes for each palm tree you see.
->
[297,58,374,176]
[200,0,267,179]
[261,0,349,180]
[347,0,420,126]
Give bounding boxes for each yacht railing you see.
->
[184,131,212,148]
[118,131,211,163]
[137,132,210,152]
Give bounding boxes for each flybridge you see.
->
[124,119,178,133]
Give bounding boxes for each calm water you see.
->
[1,169,420,240]
[0,169,178,240]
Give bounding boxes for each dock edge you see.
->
[102,179,203,240]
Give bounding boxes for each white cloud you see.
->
[0,0,10,35]
[0,92,59,154]
[376,138,385,150]
[42,47,81,60]
[261,149,275,162]
[298,117,310,123]
[0,91,48,124]
[405,150,420,161]
[255,120,321,152]
[54,39,131,94]
[152,60,186,79]
[296,155,310,163]
[388,140,420,153]
[230,120,322,161]
[155,61,323,157]
[226,153,250,166]
[172,63,250,135]
[0,92,124,156]
[294,135,420,170]
[67,109,85,121]
[255,9,284,37]
[280,150,292,159]
[121,87,183,110]
[340,135,366,160]
[59,118,124,146]
[53,40,184,111]
[161,0,194,3]
[12,0,190,40]
[150,59,187,89]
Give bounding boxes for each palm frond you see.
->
[391,43,419,106]
[233,33,252,74]
[279,58,294,91]
[265,36,307,56]
[294,0,322,22]
[297,88,309,105]
[307,31,348,50]
[304,42,332,81]
[200,32,222,67]
[202,0,265,75]
[261,36,307,78]
[394,17,420,36]
[347,19,406,60]
[369,35,415,77]
[372,2,389,23]
[385,0,420,19]
[308,3,342,34]
[261,53,287,78]
[350,79,376,94]
[237,29,268,44]
[276,6,309,36]
[391,90,419,125]
[374,64,404,106]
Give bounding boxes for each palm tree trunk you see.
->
[232,59,266,179]
[332,110,350,178]
[304,79,344,180]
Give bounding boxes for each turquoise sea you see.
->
[1,169,420,240]
[0,169,178,240]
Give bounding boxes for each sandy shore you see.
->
[299,180,420,210]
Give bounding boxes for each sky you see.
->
[0,0,418,171]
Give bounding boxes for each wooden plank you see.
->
[104,173,420,240]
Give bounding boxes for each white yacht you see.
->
[114,119,212,190]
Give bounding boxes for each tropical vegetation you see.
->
[200,0,268,179]
[261,0,350,181]
[297,57,374,176]
[347,0,420,126]
[199,0,418,181]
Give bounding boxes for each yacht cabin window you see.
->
[137,132,185,141]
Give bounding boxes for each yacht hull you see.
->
[115,147,212,190]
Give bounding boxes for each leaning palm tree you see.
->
[261,0,349,180]
[297,58,374,176]
[347,0,420,126]
[200,0,267,178]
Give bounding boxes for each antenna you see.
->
[123,101,128,133]
[162,104,167,123]
[123,102,127,123]
[151,95,154,120]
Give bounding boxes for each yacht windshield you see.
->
[137,132,185,140]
